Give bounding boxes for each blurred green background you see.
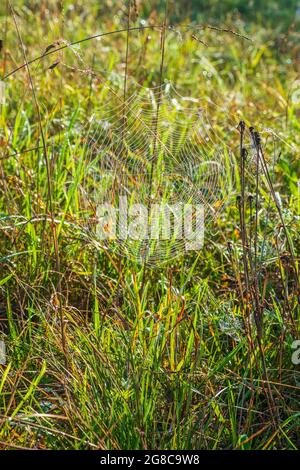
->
[155,0,300,27]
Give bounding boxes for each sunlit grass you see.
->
[0,0,299,450]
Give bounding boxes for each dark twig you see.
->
[9,2,68,368]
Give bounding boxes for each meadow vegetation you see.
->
[0,0,299,449]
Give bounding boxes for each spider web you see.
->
[78,78,236,265]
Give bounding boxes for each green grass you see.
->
[0,0,299,450]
